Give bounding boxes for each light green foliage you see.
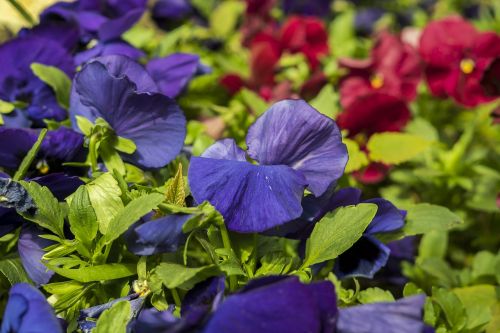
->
[210,1,245,37]
[404,203,463,235]
[164,164,186,206]
[94,301,131,333]
[344,138,369,173]
[31,63,72,109]
[367,132,432,165]
[14,129,47,181]
[357,287,395,304]
[150,263,220,290]
[302,204,378,268]
[46,263,137,283]
[68,186,98,249]
[309,84,339,119]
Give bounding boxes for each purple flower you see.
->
[70,55,186,168]
[125,214,192,255]
[75,40,144,65]
[337,295,427,333]
[18,225,54,285]
[203,276,337,333]
[146,53,211,98]
[0,283,63,333]
[0,127,84,172]
[188,99,347,233]
[283,0,332,17]
[152,0,194,29]
[0,35,74,127]
[354,8,385,36]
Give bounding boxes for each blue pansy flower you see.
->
[203,276,337,333]
[337,295,428,333]
[152,0,195,30]
[70,55,186,169]
[188,99,348,233]
[0,35,74,127]
[270,186,405,279]
[0,127,84,172]
[146,53,211,98]
[125,214,193,255]
[134,276,225,333]
[283,0,332,17]
[18,225,55,285]
[0,283,63,333]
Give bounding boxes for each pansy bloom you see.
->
[189,99,347,233]
[339,31,422,108]
[0,283,63,333]
[0,35,74,128]
[70,55,186,169]
[419,16,500,107]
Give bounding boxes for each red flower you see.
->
[353,162,390,184]
[481,57,500,97]
[220,74,245,96]
[419,16,500,107]
[337,92,411,137]
[249,32,282,87]
[280,16,329,70]
[339,32,422,108]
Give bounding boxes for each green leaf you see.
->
[418,231,448,262]
[344,138,369,173]
[471,251,498,282]
[86,173,124,234]
[94,300,131,333]
[46,263,136,283]
[238,89,268,116]
[31,63,72,109]
[75,115,93,136]
[103,193,164,243]
[19,180,65,238]
[115,136,137,154]
[255,252,296,277]
[367,132,431,165]
[404,204,463,236]
[13,129,47,181]
[0,99,15,114]
[432,288,467,330]
[164,164,186,206]
[357,287,395,304]
[210,1,245,37]
[151,263,220,290]
[67,186,98,248]
[454,285,497,332]
[99,141,126,175]
[329,10,356,58]
[309,85,339,118]
[302,204,378,268]
[0,257,31,285]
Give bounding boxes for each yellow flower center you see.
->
[460,58,475,74]
[370,73,384,89]
[36,160,49,174]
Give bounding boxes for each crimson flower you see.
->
[339,32,422,108]
[419,16,500,107]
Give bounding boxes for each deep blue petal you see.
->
[18,225,54,285]
[134,308,183,333]
[98,8,145,42]
[146,53,204,98]
[334,235,390,279]
[364,198,405,234]
[75,40,144,65]
[152,0,193,21]
[0,128,37,169]
[203,276,336,333]
[181,276,225,326]
[126,214,191,255]
[283,0,332,16]
[0,283,63,333]
[336,295,426,333]
[70,59,186,168]
[246,99,347,196]
[201,139,247,161]
[32,173,84,201]
[189,157,307,232]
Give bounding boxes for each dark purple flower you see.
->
[18,225,54,285]
[152,0,193,21]
[125,214,192,255]
[70,55,186,168]
[188,100,347,233]
[0,35,74,127]
[146,53,211,98]
[337,295,427,333]
[75,40,144,65]
[0,127,84,172]
[283,0,331,17]
[18,21,80,51]
[0,283,63,333]
[354,8,385,36]
[203,276,337,333]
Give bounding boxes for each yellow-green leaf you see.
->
[344,138,369,173]
[367,132,431,165]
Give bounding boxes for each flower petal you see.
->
[146,53,206,98]
[201,139,247,161]
[126,214,191,255]
[246,99,347,196]
[337,295,426,333]
[334,235,390,279]
[364,198,405,234]
[189,157,307,232]
[18,225,54,285]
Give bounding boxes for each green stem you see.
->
[6,0,35,25]
[88,133,100,175]
[219,222,237,291]
[14,129,47,181]
[171,288,181,308]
